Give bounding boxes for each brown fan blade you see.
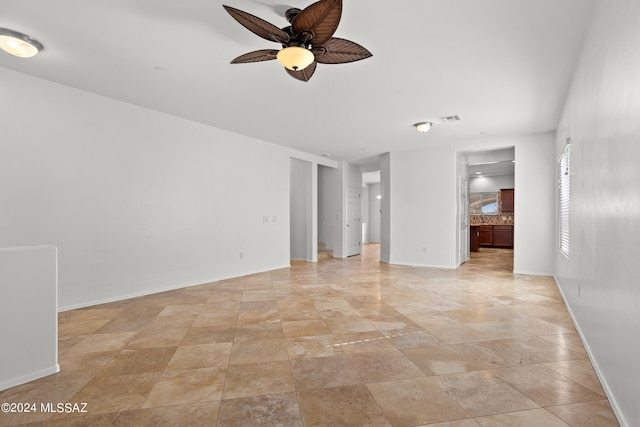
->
[223,5,290,44]
[285,61,317,82]
[292,0,342,45]
[231,49,279,64]
[313,37,372,64]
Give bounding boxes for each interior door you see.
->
[346,187,362,256]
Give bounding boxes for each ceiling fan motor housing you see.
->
[285,8,301,23]
[280,26,313,49]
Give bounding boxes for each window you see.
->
[558,146,571,257]
[469,192,498,215]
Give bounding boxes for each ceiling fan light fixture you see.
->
[0,28,43,58]
[277,46,314,71]
[415,122,432,133]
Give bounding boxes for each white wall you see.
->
[469,175,515,193]
[1,67,293,310]
[390,146,456,268]
[344,162,363,189]
[512,134,556,275]
[389,133,555,273]
[0,246,59,390]
[554,1,640,424]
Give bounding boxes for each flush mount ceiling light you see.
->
[0,28,44,58]
[414,122,433,133]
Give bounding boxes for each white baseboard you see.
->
[389,261,457,269]
[58,264,291,312]
[0,364,60,392]
[552,275,627,427]
[513,270,553,276]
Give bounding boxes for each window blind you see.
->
[558,146,570,257]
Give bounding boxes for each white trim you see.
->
[0,365,60,392]
[512,270,553,276]
[58,264,291,312]
[553,275,626,427]
[389,261,458,270]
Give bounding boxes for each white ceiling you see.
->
[1,1,594,164]
[466,147,514,177]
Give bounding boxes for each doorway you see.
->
[362,171,381,246]
[346,187,362,256]
[458,147,515,269]
[290,158,313,261]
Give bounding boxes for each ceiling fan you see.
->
[223,0,372,82]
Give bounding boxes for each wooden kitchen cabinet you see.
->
[470,226,480,252]
[477,225,513,248]
[499,188,514,212]
[479,225,493,246]
[493,225,514,248]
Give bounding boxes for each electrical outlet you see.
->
[262,216,269,222]
[422,246,427,253]
[240,252,244,260]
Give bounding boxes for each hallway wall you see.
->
[554,1,640,424]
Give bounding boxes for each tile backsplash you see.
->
[469,214,514,225]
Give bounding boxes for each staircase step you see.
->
[317,243,333,260]
[318,249,333,260]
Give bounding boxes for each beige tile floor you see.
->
[0,244,620,426]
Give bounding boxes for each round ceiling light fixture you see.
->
[0,28,44,58]
[414,122,433,133]
[276,46,314,71]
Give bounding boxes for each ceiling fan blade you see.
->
[223,5,290,44]
[292,0,342,45]
[285,61,317,82]
[313,37,372,64]
[231,49,279,64]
